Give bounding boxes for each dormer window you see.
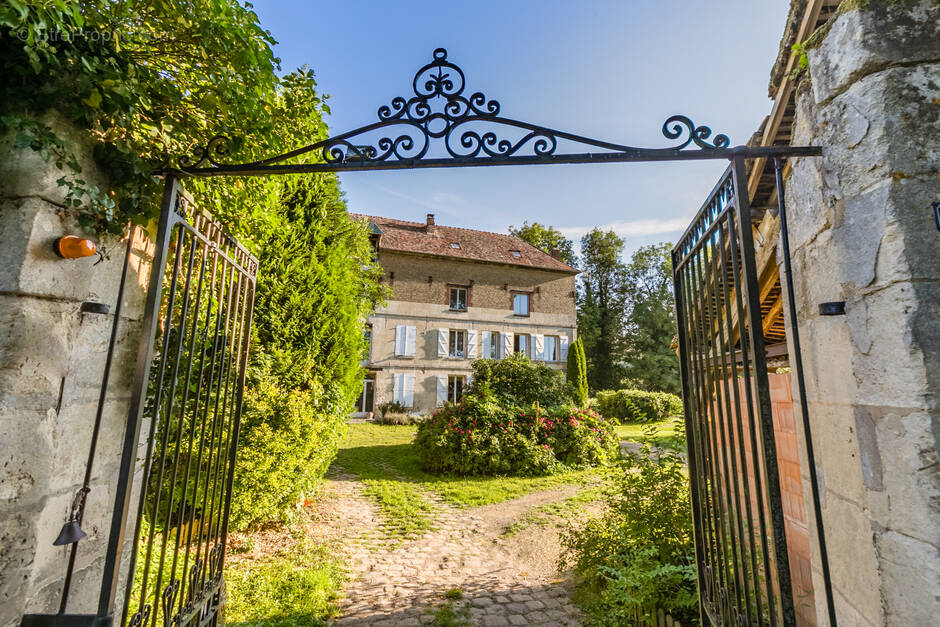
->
[450,242,461,249]
[510,250,522,258]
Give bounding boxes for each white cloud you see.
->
[559,217,691,240]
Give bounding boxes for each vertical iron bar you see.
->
[732,155,795,625]
[672,249,709,627]
[716,221,765,623]
[147,229,201,627]
[684,250,725,621]
[706,222,755,621]
[691,243,738,621]
[773,157,837,626]
[98,177,179,617]
[727,208,776,622]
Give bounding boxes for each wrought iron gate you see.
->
[120,178,257,627]
[672,157,794,625]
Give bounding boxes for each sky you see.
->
[252,0,789,257]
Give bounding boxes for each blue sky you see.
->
[253,1,788,256]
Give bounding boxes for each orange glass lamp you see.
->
[54,236,96,259]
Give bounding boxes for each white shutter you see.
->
[392,373,403,404]
[394,325,404,356]
[502,332,513,358]
[436,375,448,406]
[403,373,415,407]
[560,335,570,361]
[467,330,478,359]
[481,331,492,359]
[533,334,545,361]
[438,329,448,357]
[405,325,416,356]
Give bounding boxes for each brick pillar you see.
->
[783,2,940,624]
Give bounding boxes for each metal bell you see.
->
[53,520,87,546]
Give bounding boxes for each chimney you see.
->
[550,247,562,261]
[426,213,435,233]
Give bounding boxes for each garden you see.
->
[224,353,694,626]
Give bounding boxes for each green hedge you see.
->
[470,354,570,407]
[594,389,683,424]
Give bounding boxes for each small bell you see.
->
[53,520,87,546]
[54,486,90,546]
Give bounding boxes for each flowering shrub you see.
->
[414,391,618,476]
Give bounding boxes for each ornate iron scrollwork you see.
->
[170,48,738,173]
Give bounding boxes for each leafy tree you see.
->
[621,244,679,394]
[578,228,629,391]
[567,337,589,406]
[509,221,577,267]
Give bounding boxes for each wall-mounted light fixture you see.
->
[427,275,433,284]
[54,236,96,259]
[502,283,508,290]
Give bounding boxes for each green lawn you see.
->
[614,419,684,449]
[334,424,603,539]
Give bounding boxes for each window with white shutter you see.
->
[392,373,403,404]
[402,373,415,407]
[481,331,491,359]
[394,325,406,356]
[437,329,448,357]
[501,332,513,358]
[436,375,448,406]
[533,334,545,361]
[467,330,477,358]
[405,325,416,356]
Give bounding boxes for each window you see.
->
[544,335,559,362]
[395,325,416,356]
[450,242,461,249]
[447,375,466,404]
[449,286,468,311]
[488,333,499,359]
[363,324,372,359]
[510,250,522,258]
[357,374,375,412]
[513,292,530,316]
[514,333,530,357]
[449,329,466,358]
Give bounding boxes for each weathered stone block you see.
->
[874,529,940,626]
[808,2,940,105]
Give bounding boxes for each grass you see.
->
[225,535,344,626]
[334,424,603,538]
[614,419,684,449]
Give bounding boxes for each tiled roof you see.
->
[351,214,578,274]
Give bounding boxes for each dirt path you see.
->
[312,469,588,626]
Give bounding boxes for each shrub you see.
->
[567,337,589,407]
[469,354,569,408]
[561,441,697,624]
[414,391,618,477]
[594,389,682,423]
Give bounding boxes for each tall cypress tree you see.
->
[567,337,589,406]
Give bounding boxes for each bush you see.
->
[414,391,618,477]
[469,355,569,408]
[561,440,697,624]
[594,389,682,423]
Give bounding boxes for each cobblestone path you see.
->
[319,470,583,627]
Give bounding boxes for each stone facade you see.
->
[783,2,940,624]
[0,116,151,626]
[361,237,577,416]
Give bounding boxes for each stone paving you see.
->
[320,470,582,626]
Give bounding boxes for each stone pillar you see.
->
[783,2,940,625]
[0,114,152,625]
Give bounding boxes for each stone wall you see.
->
[783,2,940,624]
[0,115,153,625]
[379,250,578,317]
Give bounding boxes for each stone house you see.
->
[351,213,578,416]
